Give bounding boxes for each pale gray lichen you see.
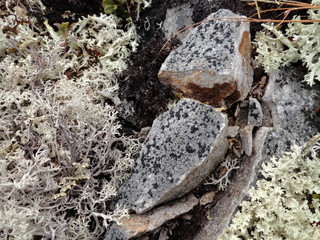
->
[0,0,142,239]
[204,156,240,191]
[218,135,320,240]
[254,0,320,85]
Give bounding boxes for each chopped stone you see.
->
[194,67,320,240]
[105,194,198,240]
[162,2,194,41]
[116,98,228,214]
[235,100,249,128]
[240,125,254,156]
[248,97,263,126]
[195,128,271,240]
[227,126,240,138]
[199,191,216,206]
[158,228,169,240]
[261,67,320,160]
[138,126,151,143]
[158,9,253,106]
[181,214,192,221]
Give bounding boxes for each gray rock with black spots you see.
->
[116,98,228,214]
[248,97,263,127]
[194,67,320,240]
[158,9,253,106]
[261,67,320,160]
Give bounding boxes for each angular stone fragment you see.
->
[158,9,253,106]
[234,100,249,128]
[105,194,198,240]
[261,67,320,159]
[248,97,263,126]
[194,127,271,240]
[162,3,194,41]
[226,126,240,138]
[240,125,254,156]
[116,98,228,214]
[195,67,320,240]
[199,191,216,206]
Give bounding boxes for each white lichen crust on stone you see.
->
[248,97,263,127]
[262,67,320,160]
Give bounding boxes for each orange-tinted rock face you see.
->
[185,82,236,106]
[239,31,251,60]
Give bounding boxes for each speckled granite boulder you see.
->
[116,98,228,214]
[162,2,194,41]
[261,67,320,160]
[158,9,253,106]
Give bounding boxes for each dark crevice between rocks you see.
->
[116,37,176,129]
[116,0,189,129]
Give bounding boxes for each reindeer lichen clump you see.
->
[0,0,143,239]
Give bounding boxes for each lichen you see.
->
[218,135,320,240]
[254,0,320,85]
[0,0,142,239]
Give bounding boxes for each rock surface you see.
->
[240,124,254,156]
[199,191,216,206]
[162,2,194,41]
[105,194,198,240]
[194,67,320,240]
[116,98,228,214]
[248,97,263,126]
[158,9,253,106]
[194,127,271,240]
[261,67,320,160]
[226,126,240,138]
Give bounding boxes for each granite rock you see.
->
[158,9,253,106]
[162,2,194,41]
[240,124,254,156]
[248,97,263,127]
[226,126,240,138]
[234,100,249,128]
[105,194,198,240]
[261,67,320,160]
[116,98,228,214]
[194,67,320,240]
[199,191,216,206]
